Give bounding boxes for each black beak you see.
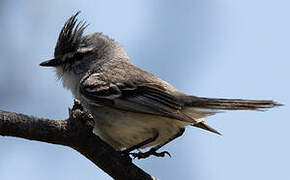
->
[39,58,62,67]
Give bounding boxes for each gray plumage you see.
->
[40,12,280,155]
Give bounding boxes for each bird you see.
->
[40,12,281,159]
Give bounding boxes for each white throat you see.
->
[56,66,81,98]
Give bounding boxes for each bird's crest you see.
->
[54,11,88,57]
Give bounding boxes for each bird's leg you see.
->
[130,128,185,159]
[130,147,170,159]
[121,131,159,155]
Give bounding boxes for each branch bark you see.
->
[0,102,158,180]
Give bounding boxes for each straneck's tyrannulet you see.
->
[40,12,280,159]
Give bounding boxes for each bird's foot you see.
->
[130,149,171,159]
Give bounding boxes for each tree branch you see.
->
[0,102,158,180]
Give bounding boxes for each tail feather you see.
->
[194,121,222,135]
[184,96,282,135]
[186,96,282,111]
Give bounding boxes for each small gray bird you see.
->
[40,12,280,159]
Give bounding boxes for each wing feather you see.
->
[80,75,194,123]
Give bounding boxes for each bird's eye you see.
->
[67,52,85,63]
[74,52,85,60]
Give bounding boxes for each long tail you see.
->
[183,96,282,135]
[185,96,282,111]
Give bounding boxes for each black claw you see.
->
[129,153,139,159]
[129,152,148,159]
[152,150,171,158]
[128,150,171,159]
[156,151,171,158]
[165,151,172,158]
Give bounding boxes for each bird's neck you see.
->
[56,66,83,99]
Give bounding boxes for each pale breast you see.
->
[88,106,190,150]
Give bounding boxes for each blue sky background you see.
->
[0,0,288,179]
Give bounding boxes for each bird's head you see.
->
[40,12,125,76]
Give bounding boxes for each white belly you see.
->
[88,106,190,150]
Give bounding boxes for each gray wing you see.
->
[79,73,194,123]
